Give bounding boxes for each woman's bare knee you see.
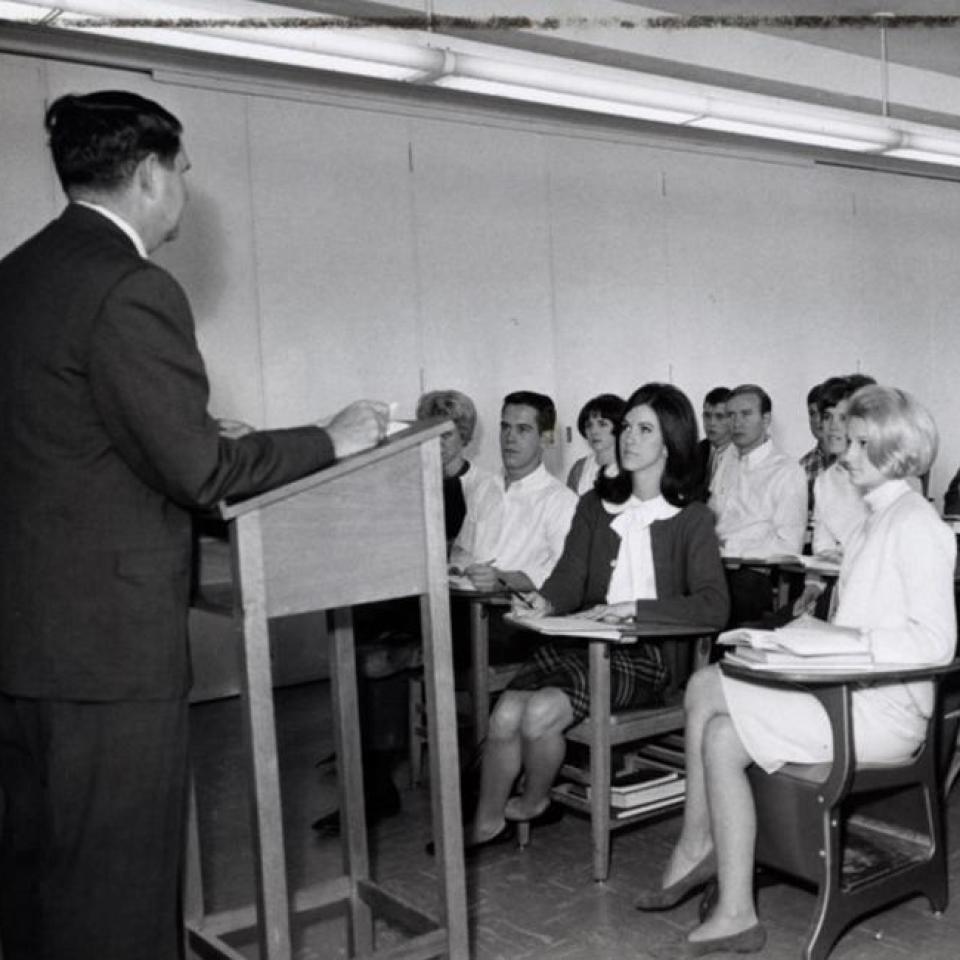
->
[702,715,751,772]
[487,691,527,741]
[684,664,726,715]
[520,689,573,740]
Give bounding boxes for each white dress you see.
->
[721,480,956,773]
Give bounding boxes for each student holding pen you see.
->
[447,391,576,596]
[461,384,729,853]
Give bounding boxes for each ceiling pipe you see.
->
[7,0,960,166]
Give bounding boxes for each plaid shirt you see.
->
[799,445,837,514]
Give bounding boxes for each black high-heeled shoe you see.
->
[425,821,518,857]
[506,801,565,828]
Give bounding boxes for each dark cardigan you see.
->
[539,493,730,628]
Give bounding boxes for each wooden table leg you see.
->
[235,513,292,960]
[588,640,613,883]
[330,606,374,956]
[469,598,490,746]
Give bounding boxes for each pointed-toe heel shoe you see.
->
[685,922,766,956]
[634,851,717,911]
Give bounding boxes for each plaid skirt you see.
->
[507,642,668,725]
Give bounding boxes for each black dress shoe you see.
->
[312,784,402,835]
[425,821,518,857]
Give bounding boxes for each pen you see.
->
[497,576,535,609]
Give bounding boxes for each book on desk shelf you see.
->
[559,764,686,809]
[719,616,872,671]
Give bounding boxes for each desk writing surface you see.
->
[218,421,450,618]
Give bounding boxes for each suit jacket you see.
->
[0,204,336,701]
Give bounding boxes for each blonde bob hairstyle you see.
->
[846,384,938,480]
[416,389,477,446]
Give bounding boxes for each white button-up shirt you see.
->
[710,439,807,557]
[812,461,867,556]
[452,463,576,588]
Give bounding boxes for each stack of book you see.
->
[719,616,873,672]
[555,763,686,819]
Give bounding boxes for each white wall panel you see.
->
[247,98,420,427]
[0,56,63,256]
[411,118,558,474]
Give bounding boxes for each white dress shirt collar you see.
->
[75,201,148,259]
[737,437,774,467]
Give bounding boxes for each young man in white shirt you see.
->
[709,384,807,624]
[452,391,577,595]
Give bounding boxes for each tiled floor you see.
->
[189,680,960,960]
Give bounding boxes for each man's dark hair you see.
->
[818,374,877,415]
[502,391,557,434]
[704,386,732,407]
[596,382,703,506]
[729,383,772,416]
[806,382,823,407]
[576,393,626,437]
[845,373,877,394]
[45,90,182,194]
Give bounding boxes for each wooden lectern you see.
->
[184,422,468,960]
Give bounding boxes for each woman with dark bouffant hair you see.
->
[460,383,729,853]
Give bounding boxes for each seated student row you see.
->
[424,381,955,959]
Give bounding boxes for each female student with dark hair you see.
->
[566,393,627,495]
[462,382,729,851]
[636,385,956,956]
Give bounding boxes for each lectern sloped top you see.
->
[218,419,451,521]
[218,417,453,619]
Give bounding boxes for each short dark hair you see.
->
[816,374,876,415]
[703,386,732,407]
[596,382,703,506]
[806,382,823,407]
[502,391,557,434]
[45,90,182,194]
[576,393,626,437]
[729,384,772,416]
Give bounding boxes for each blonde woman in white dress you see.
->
[635,385,956,957]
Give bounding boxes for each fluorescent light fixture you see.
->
[687,97,901,153]
[5,0,960,168]
[435,53,707,125]
[2,0,445,81]
[883,130,960,167]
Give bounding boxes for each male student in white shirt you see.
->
[708,383,807,624]
[451,390,577,594]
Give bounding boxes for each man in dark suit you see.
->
[697,385,732,496]
[0,90,387,960]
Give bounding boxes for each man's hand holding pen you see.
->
[464,560,499,592]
